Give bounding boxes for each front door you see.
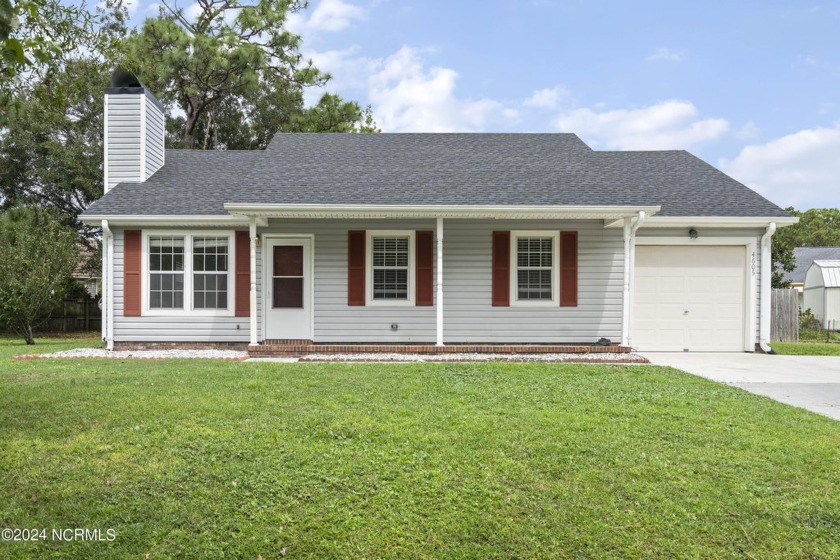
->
[264,237,313,340]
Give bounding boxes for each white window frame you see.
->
[141,230,236,317]
[365,230,416,306]
[510,230,560,307]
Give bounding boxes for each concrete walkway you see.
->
[642,352,840,421]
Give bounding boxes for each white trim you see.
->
[80,215,266,227]
[509,230,561,307]
[225,203,660,221]
[634,236,758,352]
[103,95,110,193]
[139,94,147,182]
[261,234,315,341]
[606,216,799,229]
[140,230,236,317]
[365,230,417,306]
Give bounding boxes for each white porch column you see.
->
[436,217,444,347]
[622,211,646,348]
[620,217,631,347]
[249,218,258,346]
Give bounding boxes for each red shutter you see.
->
[416,231,434,306]
[560,231,578,307]
[492,231,510,307]
[235,231,250,317]
[124,230,142,316]
[348,230,366,306]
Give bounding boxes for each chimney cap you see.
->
[110,68,142,88]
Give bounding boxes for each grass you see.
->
[1,338,839,559]
[771,341,840,356]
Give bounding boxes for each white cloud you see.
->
[646,48,682,62]
[735,121,760,140]
[523,86,570,110]
[552,100,729,150]
[308,45,517,132]
[720,124,840,209]
[287,0,365,36]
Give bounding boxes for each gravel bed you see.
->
[31,348,646,363]
[35,348,248,360]
[297,352,647,363]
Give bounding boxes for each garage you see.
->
[633,245,747,352]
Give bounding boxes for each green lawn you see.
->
[771,341,840,356]
[1,338,839,559]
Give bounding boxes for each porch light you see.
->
[688,228,698,239]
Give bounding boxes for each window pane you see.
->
[274,278,303,308]
[373,269,408,300]
[517,269,553,300]
[193,273,227,310]
[149,271,185,309]
[273,246,303,276]
[372,236,409,268]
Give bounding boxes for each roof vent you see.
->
[110,69,142,88]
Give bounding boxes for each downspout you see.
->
[622,211,646,348]
[101,220,114,351]
[759,222,777,354]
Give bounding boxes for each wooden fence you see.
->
[771,288,799,342]
[0,298,101,334]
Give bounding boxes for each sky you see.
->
[125,0,840,211]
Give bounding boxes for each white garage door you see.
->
[633,246,746,352]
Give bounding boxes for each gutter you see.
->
[759,222,777,354]
[101,220,114,351]
[621,211,646,347]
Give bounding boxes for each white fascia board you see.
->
[223,203,662,220]
[604,216,800,229]
[79,215,267,227]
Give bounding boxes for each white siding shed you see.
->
[803,260,840,329]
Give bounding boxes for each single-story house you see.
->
[80,76,798,354]
[784,247,840,308]
[803,260,840,329]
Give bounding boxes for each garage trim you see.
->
[634,236,758,352]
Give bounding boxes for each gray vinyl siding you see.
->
[443,219,623,343]
[260,219,621,344]
[636,227,764,345]
[112,228,250,342]
[109,221,765,345]
[143,93,165,179]
[259,220,436,342]
[105,95,142,190]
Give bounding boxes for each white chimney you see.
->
[104,70,165,192]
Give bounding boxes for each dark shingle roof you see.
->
[784,247,840,283]
[83,133,790,218]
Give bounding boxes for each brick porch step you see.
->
[248,343,629,357]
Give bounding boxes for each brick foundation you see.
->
[248,342,630,357]
[114,341,249,351]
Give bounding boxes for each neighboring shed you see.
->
[803,260,840,329]
[784,247,840,308]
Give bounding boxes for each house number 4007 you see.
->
[751,252,756,276]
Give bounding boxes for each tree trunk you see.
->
[24,325,34,345]
[184,97,199,149]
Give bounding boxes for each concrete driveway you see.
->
[642,352,840,421]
